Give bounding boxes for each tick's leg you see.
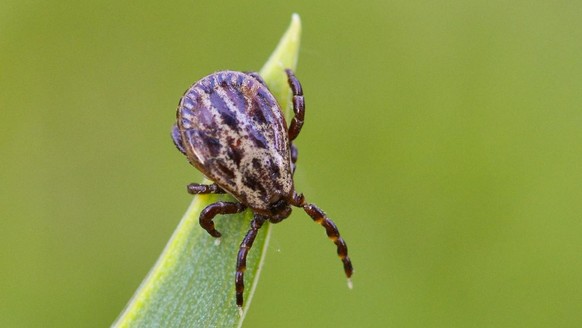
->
[290,143,298,174]
[171,124,186,155]
[302,203,354,287]
[235,215,267,313]
[285,69,305,142]
[199,201,246,238]
[187,183,226,195]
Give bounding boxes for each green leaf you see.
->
[112,13,301,328]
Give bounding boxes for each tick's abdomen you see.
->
[176,71,294,211]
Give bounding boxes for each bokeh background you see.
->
[2,1,582,327]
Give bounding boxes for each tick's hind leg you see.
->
[302,203,353,287]
[199,201,246,239]
[235,214,267,314]
[285,69,305,142]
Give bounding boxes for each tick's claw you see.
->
[214,238,222,246]
[347,278,353,289]
[238,306,244,317]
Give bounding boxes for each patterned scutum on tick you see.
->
[175,71,294,212]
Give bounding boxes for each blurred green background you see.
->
[2,1,582,327]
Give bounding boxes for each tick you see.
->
[171,69,353,312]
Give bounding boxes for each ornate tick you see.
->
[171,69,353,312]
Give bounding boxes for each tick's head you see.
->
[267,198,292,223]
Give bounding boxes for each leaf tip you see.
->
[290,13,301,34]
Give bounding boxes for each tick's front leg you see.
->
[302,203,353,288]
[199,201,246,238]
[235,214,267,314]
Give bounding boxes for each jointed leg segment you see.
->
[187,182,226,194]
[303,203,354,284]
[199,201,246,238]
[285,69,305,142]
[235,215,267,311]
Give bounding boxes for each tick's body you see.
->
[172,70,352,312]
[174,71,294,217]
